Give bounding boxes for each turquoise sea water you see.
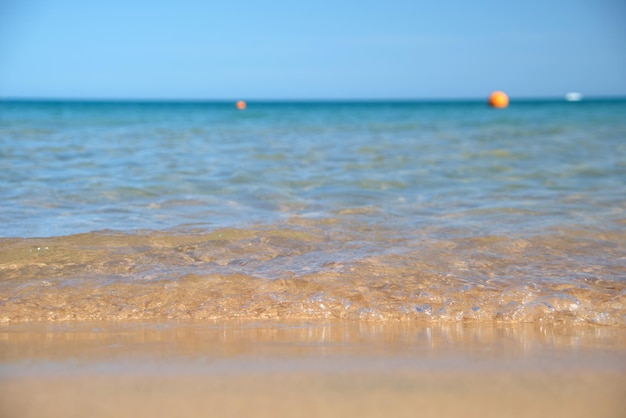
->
[1,99,625,324]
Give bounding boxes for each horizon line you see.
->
[2,94,626,103]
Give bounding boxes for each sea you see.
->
[1,99,625,326]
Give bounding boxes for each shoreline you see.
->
[1,320,625,417]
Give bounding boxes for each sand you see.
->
[1,320,625,418]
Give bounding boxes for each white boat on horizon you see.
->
[565,92,583,102]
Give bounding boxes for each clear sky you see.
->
[1,0,625,100]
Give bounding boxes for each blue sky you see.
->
[1,0,624,100]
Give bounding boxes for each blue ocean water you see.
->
[0,99,625,324]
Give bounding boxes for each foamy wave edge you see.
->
[2,274,624,326]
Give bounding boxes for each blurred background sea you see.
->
[0,99,625,325]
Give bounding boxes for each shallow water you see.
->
[1,100,625,325]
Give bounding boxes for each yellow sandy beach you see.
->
[1,320,625,418]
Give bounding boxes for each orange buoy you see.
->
[488,91,509,108]
[235,100,247,110]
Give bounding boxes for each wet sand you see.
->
[1,320,625,418]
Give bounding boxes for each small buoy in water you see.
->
[488,91,509,108]
[235,100,247,110]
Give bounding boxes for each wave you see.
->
[1,220,624,326]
